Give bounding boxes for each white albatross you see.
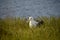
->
[28,16,44,28]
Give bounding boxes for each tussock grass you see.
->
[0,16,60,40]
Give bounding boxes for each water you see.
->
[0,0,60,18]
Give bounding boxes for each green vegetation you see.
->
[0,16,60,40]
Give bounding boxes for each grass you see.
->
[0,16,60,40]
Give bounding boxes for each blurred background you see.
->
[0,0,60,18]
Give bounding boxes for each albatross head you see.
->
[28,16,34,21]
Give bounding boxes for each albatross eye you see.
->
[29,17,33,20]
[30,18,32,19]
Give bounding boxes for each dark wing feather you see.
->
[37,20,44,26]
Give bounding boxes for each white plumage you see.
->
[28,16,39,28]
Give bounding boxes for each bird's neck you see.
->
[29,20,33,28]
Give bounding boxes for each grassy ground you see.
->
[0,16,60,40]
